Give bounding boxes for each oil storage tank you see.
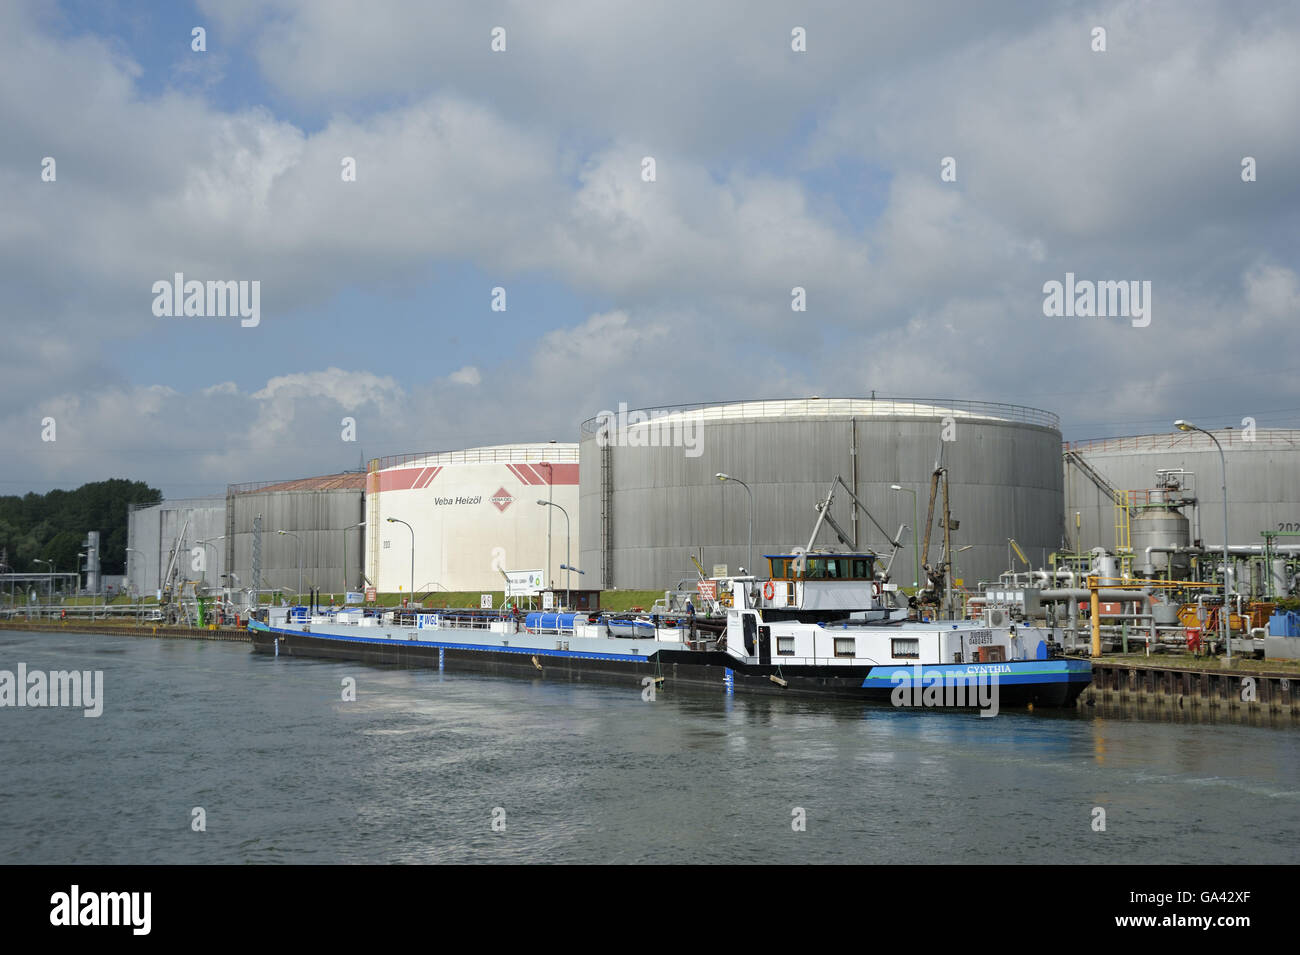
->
[1065,429,1300,556]
[226,473,366,600]
[126,496,227,596]
[578,397,1064,591]
[365,444,578,595]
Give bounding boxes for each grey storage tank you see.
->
[1065,429,1300,554]
[579,397,1064,591]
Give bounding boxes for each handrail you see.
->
[1064,430,1300,454]
[369,445,579,471]
[580,396,1059,434]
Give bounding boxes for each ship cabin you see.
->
[767,553,877,582]
[736,553,890,615]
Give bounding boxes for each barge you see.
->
[250,552,1092,710]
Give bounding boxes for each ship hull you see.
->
[249,621,1091,709]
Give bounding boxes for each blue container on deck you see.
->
[525,612,579,633]
[1269,611,1300,637]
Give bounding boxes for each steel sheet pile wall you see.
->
[227,487,365,597]
[1065,429,1300,553]
[579,399,1063,590]
[126,497,226,594]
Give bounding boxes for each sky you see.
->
[2,0,1298,499]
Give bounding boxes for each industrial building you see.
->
[1065,428,1300,559]
[225,473,366,599]
[578,397,1064,591]
[365,444,578,595]
[126,496,227,597]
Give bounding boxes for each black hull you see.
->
[249,628,1089,709]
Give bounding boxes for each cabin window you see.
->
[892,638,920,659]
[833,637,856,658]
[777,636,796,656]
[851,558,871,579]
[770,558,792,579]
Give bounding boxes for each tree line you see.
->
[0,480,161,578]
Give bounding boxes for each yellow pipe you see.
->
[1089,574,1102,657]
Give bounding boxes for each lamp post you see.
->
[343,521,366,595]
[890,484,920,590]
[277,530,303,603]
[540,461,554,590]
[34,558,52,616]
[386,518,414,605]
[1175,420,1232,662]
[537,501,571,609]
[76,552,86,596]
[716,473,753,576]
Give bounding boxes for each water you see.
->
[2,629,1297,864]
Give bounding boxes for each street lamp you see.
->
[539,461,554,590]
[386,518,414,605]
[890,484,920,589]
[34,558,53,615]
[76,552,86,596]
[277,530,303,603]
[343,521,366,594]
[1175,420,1232,661]
[716,473,753,576]
[537,500,571,609]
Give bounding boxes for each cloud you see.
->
[1,0,1298,498]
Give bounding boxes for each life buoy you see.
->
[763,581,775,600]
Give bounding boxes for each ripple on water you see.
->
[1,629,1298,863]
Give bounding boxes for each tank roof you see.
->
[229,472,366,494]
[1065,429,1300,454]
[371,443,578,470]
[581,397,1059,433]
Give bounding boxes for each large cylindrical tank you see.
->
[578,397,1063,590]
[1065,429,1300,554]
[1130,508,1191,579]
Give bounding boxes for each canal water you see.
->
[2,629,1297,864]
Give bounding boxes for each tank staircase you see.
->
[1064,449,1134,568]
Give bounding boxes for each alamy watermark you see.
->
[0,663,102,717]
[152,273,260,327]
[1042,272,1150,327]
[593,402,702,457]
[50,886,150,935]
[890,663,1000,717]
